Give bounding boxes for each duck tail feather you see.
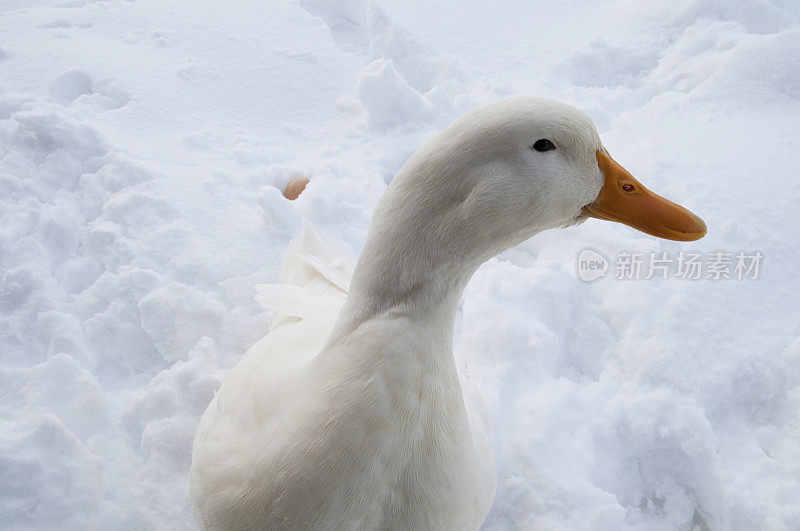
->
[256,224,353,329]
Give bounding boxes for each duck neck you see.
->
[320,184,493,378]
[331,182,490,340]
[317,234,478,450]
[330,248,473,356]
[324,152,542,363]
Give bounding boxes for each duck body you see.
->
[190,224,495,529]
[191,162,505,526]
[190,97,706,530]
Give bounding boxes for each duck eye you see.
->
[532,139,555,152]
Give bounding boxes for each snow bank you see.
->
[1,0,798,529]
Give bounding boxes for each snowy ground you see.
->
[2,0,800,529]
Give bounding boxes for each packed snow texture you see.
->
[1,0,799,529]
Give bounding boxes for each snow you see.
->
[1,0,799,529]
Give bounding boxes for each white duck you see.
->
[189,97,706,530]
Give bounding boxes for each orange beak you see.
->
[583,151,706,241]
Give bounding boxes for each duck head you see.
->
[351,97,706,302]
[411,96,707,245]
